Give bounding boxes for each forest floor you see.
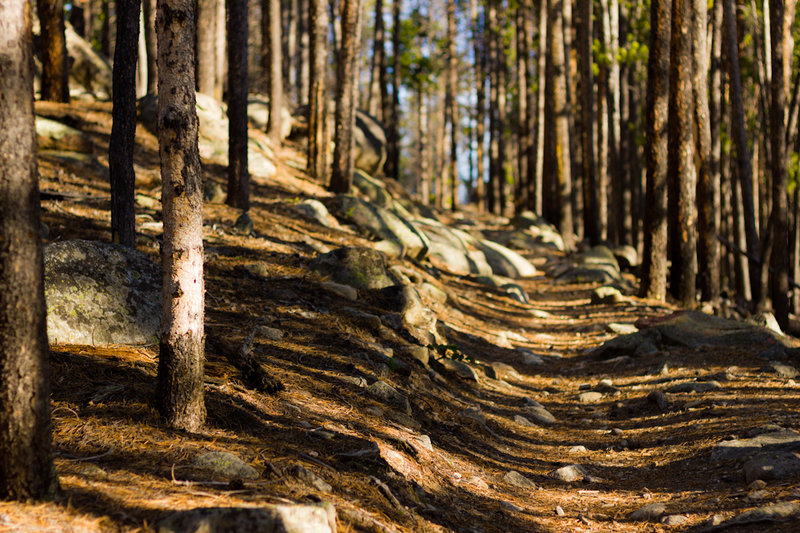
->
[2,100,800,532]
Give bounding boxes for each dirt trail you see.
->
[2,101,799,532]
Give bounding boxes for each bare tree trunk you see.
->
[214,0,225,99]
[308,0,329,182]
[384,0,401,181]
[694,0,720,302]
[266,0,283,144]
[548,0,575,249]
[515,2,531,214]
[446,0,458,211]
[296,0,309,103]
[143,0,158,92]
[226,0,249,210]
[329,0,361,193]
[471,0,485,212]
[368,0,385,119]
[640,0,670,301]
[0,0,56,500]
[110,0,141,248]
[196,0,217,96]
[723,0,759,304]
[156,0,206,432]
[768,0,789,329]
[37,0,70,102]
[577,0,597,244]
[533,0,546,215]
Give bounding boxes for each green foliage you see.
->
[427,343,474,363]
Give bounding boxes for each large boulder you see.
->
[475,239,538,278]
[138,93,277,179]
[291,105,387,176]
[330,195,430,260]
[246,94,295,140]
[64,23,113,99]
[413,219,492,276]
[35,117,94,152]
[44,240,161,345]
[310,247,397,290]
[157,504,337,533]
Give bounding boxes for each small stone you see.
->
[607,323,638,334]
[503,470,538,489]
[666,381,722,393]
[743,451,800,483]
[549,464,586,482]
[434,358,480,381]
[523,397,546,408]
[747,489,770,500]
[320,281,358,301]
[555,506,565,516]
[629,503,666,521]
[413,434,434,451]
[367,381,411,415]
[765,362,799,378]
[595,379,621,394]
[748,479,768,490]
[569,446,588,453]
[576,391,603,403]
[518,349,545,366]
[257,326,285,341]
[468,476,489,490]
[524,404,557,425]
[611,428,624,436]
[397,345,430,366]
[660,514,687,526]
[192,451,260,481]
[591,286,624,305]
[720,502,800,526]
[460,406,486,425]
[514,415,535,427]
[528,309,551,318]
[233,212,254,235]
[289,464,332,492]
[486,362,522,381]
[502,501,524,512]
[647,390,669,411]
[340,375,368,388]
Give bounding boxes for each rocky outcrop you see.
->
[44,240,161,345]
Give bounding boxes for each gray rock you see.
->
[191,451,260,481]
[711,430,800,460]
[44,240,161,345]
[257,326,285,341]
[485,362,522,382]
[292,199,341,229]
[576,392,604,403]
[35,117,93,152]
[715,502,800,528]
[647,390,669,411]
[289,465,332,492]
[396,345,430,366]
[245,96,294,139]
[476,239,538,278]
[594,379,621,394]
[662,514,688,526]
[320,281,358,301]
[518,348,546,366]
[607,323,638,335]
[233,212,254,235]
[556,266,618,284]
[629,503,666,521]
[569,446,588,453]
[591,286,624,305]
[460,406,486,425]
[764,362,799,378]
[549,464,586,482]
[665,381,722,393]
[339,375,367,388]
[332,195,430,260]
[156,503,337,533]
[468,476,489,490]
[743,452,800,483]
[757,344,786,360]
[634,341,659,357]
[503,470,538,489]
[413,434,434,452]
[203,181,225,203]
[509,211,566,251]
[523,405,557,425]
[514,415,535,427]
[367,381,411,415]
[612,245,640,269]
[433,358,480,381]
[310,247,396,290]
[414,219,493,276]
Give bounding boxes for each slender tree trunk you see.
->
[0,0,56,500]
[329,0,361,193]
[769,0,789,329]
[694,0,720,301]
[214,0,225,99]
[486,0,498,213]
[385,0,401,181]
[533,0,546,215]
[368,0,385,119]
[110,0,141,248]
[156,0,206,432]
[308,0,329,183]
[516,2,531,214]
[723,0,760,304]
[266,0,283,144]
[296,0,309,103]
[143,0,158,93]
[640,0,670,301]
[577,0,597,244]
[446,0,458,211]
[226,0,249,210]
[496,14,507,215]
[37,0,71,102]
[471,0,485,212]
[548,0,575,249]
[196,0,217,96]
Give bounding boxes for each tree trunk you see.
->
[384,0,401,181]
[156,0,206,432]
[307,0,329,183]
[368,0,385,119]
[265,0,283,144]
[768,0,789,329]
[515,2,531,215]
[577,0,597,244]
[547,0,575,250]
[533,0,546,215]
[37,0,70,102]
[143,0,158,93]
[446,0,458,211]
[693,0,720,302]
[110,0,141,248]
[640,0,671,301]
[0,0,56,500]
[471,0,485,212]
[723,0,759,304]
[667,0,697,306]
[196,0,217,96]
[214,0,225,99]
[226,0,249,210]
[329,0,361,193]
[296,0,309,104]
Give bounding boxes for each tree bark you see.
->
[226,0,249,210]
[470,0,485,212]
[265,0,283,144]
[143,0,158,93]
[723,0,759,303]
[533,0,546,215]
[307,0,329,183]
[515,2,531,214]
[640,0,670,301]
[37,0,70,102]
[195,0,217,96]
[368,0,385,119]
[384,0,401,181]
[110,0,141,248]
[0,0,56,501]
[328,0,361,193]
[693,0,720,301]
[577,0,597,244]
[156,0,206,432]
[547,0,575,250]
[446,0,458,211]
[768,0,789,329]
